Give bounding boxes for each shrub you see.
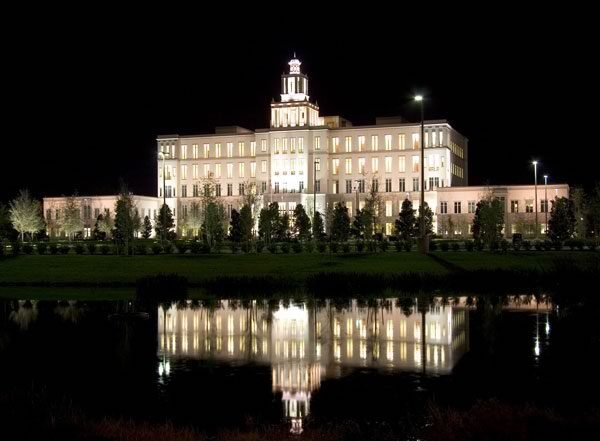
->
[241,242,252,253]
[230,242,239,254]
[564,239,581,250]
[317,242,327,253]
[475,241,484,251]
[73,244,85,255]
[512,233,523,250]
[552,241,562,251]
[356,241,366,252]
[36,242,48,255]
[135,244,147,255]
[86,243,96,255]
[534,241,543,251]
[394,241,403,252]
[542,240,553,251]
[329,242,339,253]
[500,240,509,252]
[464,240,474,252]
[176,242,189,254]
[100,245,110,255]
[267,243,277,254]
[22,244,34,255]
[342,242,351,253]
[0,244,4,256]
[49,243,59,255]
[576,240,584,251]
[162,243,174,254]
[451,242,460,251]
[366,241,377,253]
[587,240,597,251]
[292,242,303,253]
[151,244,162,255]
[11,241,21,256]
[59,245,70,255]
[190,242,202,254]
[429,241,438,251]
[522,240,532,251]
[440,242,450,252]
[379,241,389,252]
[304,241,314,253]
[512,240,522,251]
[256,240,265,253]
[403,241,412,252]
[280,242,291,254]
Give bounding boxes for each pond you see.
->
[0,293,598,438]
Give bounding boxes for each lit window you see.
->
[398,134,406,150]
[227,163,233,179]
[371,135,379,151]
[181,145,188,159]
[238,141,245,157]
[250,162,256,178]
[215,164,222,178]
[315,158,321,171]
[204,143,210,158]
[371,157,379,173]
[298,138,304,153]
[385,156,392,173]
[412,133,420,149]
[204,164,210,178]
[192,164,199,179]
[314,136,321,150]
[250,141,256,156]
[332,137,339,153]
[399,156,406,173]
[412,156,420,172]
[192,144,199,159]
[345,158,352,174]
[332,159,340,175]
[386,200,392,217]
[525,200,534,213]
[468,201,476,213]
[238,163,245,178]
[358,136,365,152]
[261,160,267,173]
[227,142,233,157]
[385,134,392,150]
[261,139,267,152]
[345,136,352,152]
[358,157,365,173]
[181,165,187,180]
[215,143,221,158]
[511,200,519,213]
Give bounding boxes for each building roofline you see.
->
[43,195,159,201]
[436,184,569,192]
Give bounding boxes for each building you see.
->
[42,56,568,239]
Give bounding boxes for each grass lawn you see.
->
[0,251,596,288]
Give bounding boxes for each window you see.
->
[511,200,519,213]
[398,134,406,150]
[192,144,199,159]
[239,183,245,196]
[181,185,187,198]
[358,179,365,193]
[203,143,210,158]
[314,158,321,171]
[385,134,392,150]
[261,139,267,152]
[181,165,187,180]
[372,179,379,192]
[541,199,549,213]
[250,162,256,178]
[399,178,406,192]
[371,135,379,151]
[412,178,419,192]
[345,136,352,152]
[385,156,392,173]
[181,145,188,159]
[238,141,245,157]
[332,180,339,194]
[238,162,245,178]
[215,184,221,197]
[332,137,339,153]
[468,201,476,213]
[440,202,448,214]
[290,138,295,153]
[258,160,266,174]
[345,158,352,174]
[525,200,534,213]
[315,180,321,192]
[412,133,420,149]
[358,157,365,173]
[332,158,340,175]
[454,201,462,214]
[250,141,256,156]
[346,180,353,193]
[193,184,199,197]
[385,178,392,192]
[204,164,210,178]
[274,138,280,154]
[215,143,222,158]
[274,182,280,193]
[227,142,233,157]
[371,157,379,173]
[412,156,420,172]
[94,208,99,219]
[386,201,393,217]
[215,163,222,178]
[261,182,267,193]
[398,156,406,173]
[358,136,365,152]
[227,183,233,196]
[227,163,233,179]
[299,181,304,192]
[298,138,304,153]
[193,164,199,179]
[314,136,321,150]
[428,177,439,190]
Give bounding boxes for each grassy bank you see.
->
[0,251,597,286]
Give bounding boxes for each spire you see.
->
[288,55,301,74]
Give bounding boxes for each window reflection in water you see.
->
[156,296,550,432]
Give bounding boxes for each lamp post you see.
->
[313,159,317,227]
[415,95,428,253]
[532,161,538,239]
[354,179,361,217]
[159,151,170,243]
[543,174,548,235]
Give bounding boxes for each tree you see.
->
[0,203,17,241]
[185,202,203,238]
[239,204,254,243]
[98,211,114,239]
[330,202,351,242]
[293,204,311,241]
[571,187,587,239]
[586,184,600,243]
[142,215,153,239]
[364,181,383,235]
[258,202,280,244]
[93,214,106,240]
[472,196,504,247]
[114,190,136,254]
[155,204,174,241]
[229,209,243,242]
[132,209,142,238]
[395,199,416,241]
[60,195,84,241]
[276,212,291,241]
[202,201,226,249]
[313,211,325,241]
[352,209,367,240]
[416,202,434,237]
[9,189,44,242]
[547,196,576,243]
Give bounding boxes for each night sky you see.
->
[3,12,597,204]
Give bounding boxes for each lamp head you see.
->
[414,95,423,102]
[532,160,538,166]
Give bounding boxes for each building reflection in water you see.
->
[156,295,550,433]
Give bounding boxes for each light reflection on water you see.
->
[156,296,551,432]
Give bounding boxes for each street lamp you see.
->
[354,179,362,217]
[543,174,548,235]
[532,161,538,239]
[415,95,428,253]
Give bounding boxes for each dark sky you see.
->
[3,10,598,203]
